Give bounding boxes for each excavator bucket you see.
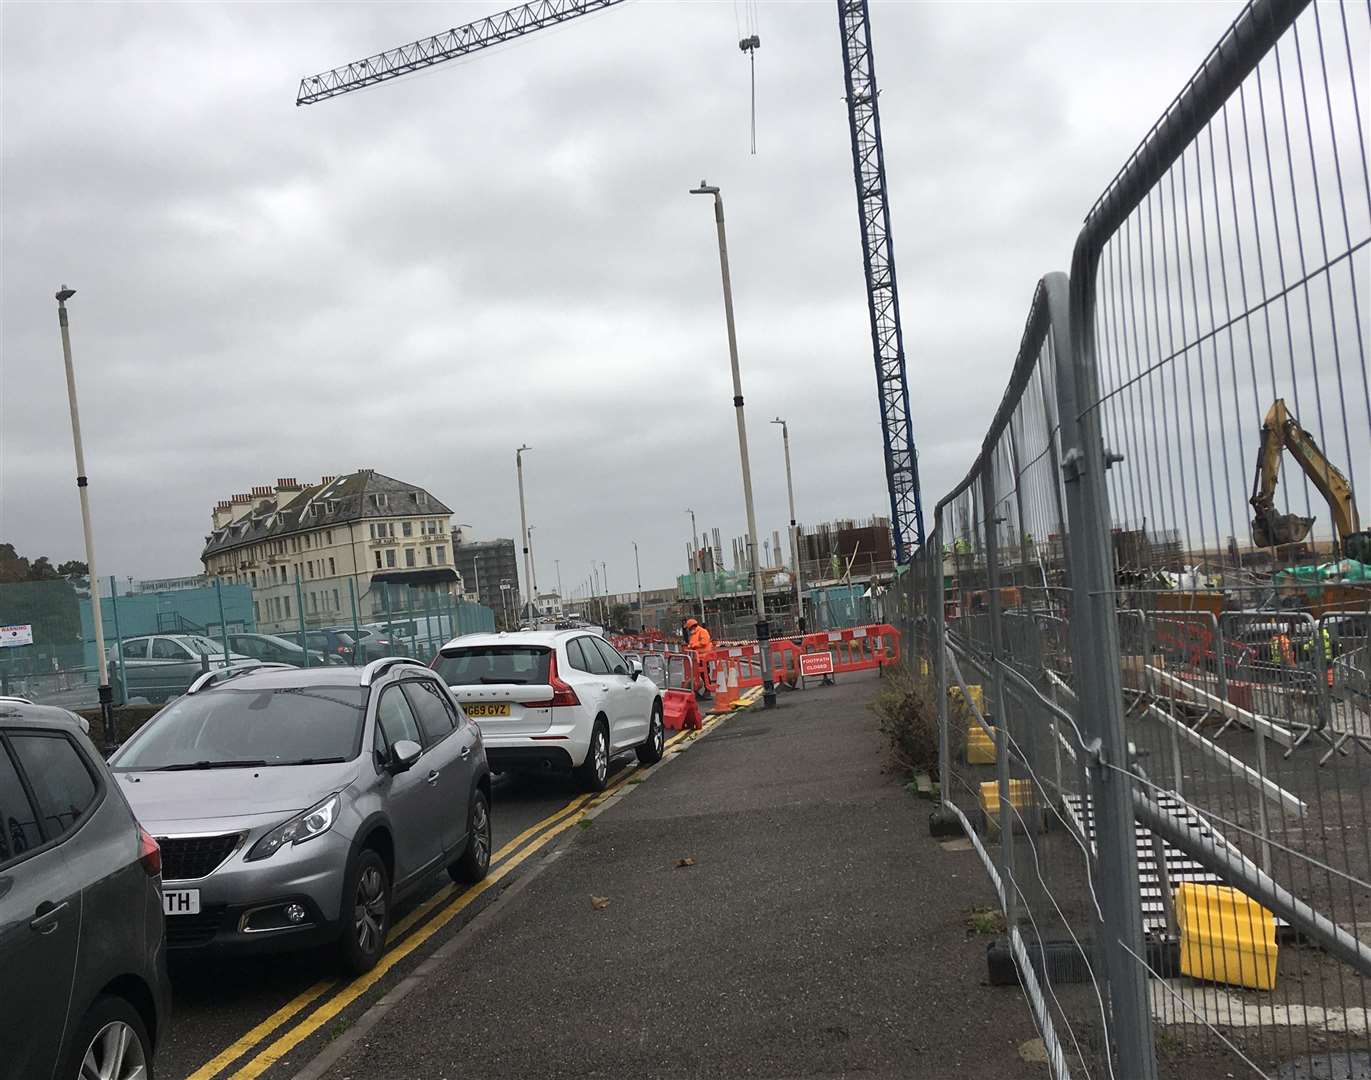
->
[1251,510,1315,549]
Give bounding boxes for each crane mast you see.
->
[297,0,926,556]
[836,1,924,558]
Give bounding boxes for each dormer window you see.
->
[371,493,388,509]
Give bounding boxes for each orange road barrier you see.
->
[799,624,901,675]
[662,688,702,731]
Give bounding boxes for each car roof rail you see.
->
[360,656,428,687]
[187,662,293,695]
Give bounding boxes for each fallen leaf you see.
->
[591,895,610,911]
[673,857,697,869]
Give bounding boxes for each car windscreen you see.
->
[432,646,551,686]
[111,685,368,770]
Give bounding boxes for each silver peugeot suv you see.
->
[109,658,491,973]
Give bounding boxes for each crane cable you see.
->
[737,0,760,155]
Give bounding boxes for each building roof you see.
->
[202,470,453,561]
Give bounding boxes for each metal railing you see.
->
[896,2,1370,1075]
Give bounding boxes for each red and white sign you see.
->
[800,652,834,677]
[0,624,33,648]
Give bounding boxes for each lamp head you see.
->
[55,285,76,303]
[689,181,719,196]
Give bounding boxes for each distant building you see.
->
[201,470,459,635]
[452,536,519,617]
[133,574,209,594]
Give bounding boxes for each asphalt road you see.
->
[308,671,1046,1080]
[156,754,653,1080]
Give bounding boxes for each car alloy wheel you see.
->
[471,795,491,872]
[593,728,609,784]
[651,711,664,756]
[354,864,387,956]
[80,1020,148,1080]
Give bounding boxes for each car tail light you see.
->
[137,827,162,877]
[527,652,579,708]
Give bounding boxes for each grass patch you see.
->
[578,818,594,829]
[966,906,1006,935]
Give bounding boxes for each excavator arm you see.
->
[1250,398,1365,556]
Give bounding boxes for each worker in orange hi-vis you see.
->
[683,617,713,698]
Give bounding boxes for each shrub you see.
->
[868,664,940,779]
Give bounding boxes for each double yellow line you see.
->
[190,729,699,1080]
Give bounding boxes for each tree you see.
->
[57,560,89,578]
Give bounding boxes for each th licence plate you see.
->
[463,702,511,718]
[163,889,200,916]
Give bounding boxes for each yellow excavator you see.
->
[1250,398,1370,562]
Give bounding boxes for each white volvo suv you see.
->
[431,630,665,791]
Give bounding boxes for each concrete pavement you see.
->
[310,670,1044,1079]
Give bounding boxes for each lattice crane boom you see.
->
[296,0,926,557]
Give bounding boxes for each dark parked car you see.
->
[228,632,340,668]
[0,699,170,1079]
[307,628,362,664]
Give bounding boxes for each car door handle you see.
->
[425,769,441,785]
[459,745,472,760]
[30,900,68,935]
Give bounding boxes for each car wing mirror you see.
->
[628,657,644,680]
[388,739,422,774]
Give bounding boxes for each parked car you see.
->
[228,632,340,668]
[310,627,363,663]
[0,698,170,1080]
[109,633,261,703]
[108,659,491,973]
[431,630,664,791]
[346,626,405,662]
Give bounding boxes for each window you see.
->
[9,733,98,842]
[432,645,551,686]
[253,602,261,622]
[425,547,434,566]
[375,551,383,569]
[568,637,608,674]
[436,545,446,564]
[308,561,315,579]
[327,529,333,543]
[402,521,413,538]
[332,588,340,611]
[329,557,336,575]
[386,549,397,568]
[251,571,257,587]
[311,593,318,614]
[0,742,44,864]
[370,523,377,539]
[401,680,455,745]
[152,638,190,660]
[121,638,149,659]
[371,493,388,510]
[405,548,416,568]
[284,596,292,619]
[375,685,422,756]
[591,637,629,676]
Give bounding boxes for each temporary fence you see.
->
[0,573,494,711]
[895,2,1370,1077]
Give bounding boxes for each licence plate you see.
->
[163,889,201,916]
[463,702,511,718]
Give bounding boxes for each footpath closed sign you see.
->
[0,625,34,648]
[800,651,834,677]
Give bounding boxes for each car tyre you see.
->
[636,702,665,766]
[65,994,154,1080]
[448,787,492,885]
[575,718,610,793]
[340,848,390,974]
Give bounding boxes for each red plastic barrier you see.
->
[662,688,702,731]
[696,638,804,692]
[798,624,901,675]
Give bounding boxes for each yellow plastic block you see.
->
[978,778,1035,830]
[965,725,997,764]
[1175,883,1277,991]
[949,684,984,713]
[918,659,929,677]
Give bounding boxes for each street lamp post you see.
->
[601,561,609,627]
[554,559,563,614]
[690,182,775,708]
[772,418,806,634]
[499,580,512,629]
[55,287,117,753]
[632,541,644,632]
[685,508,706,624]
[515,445,533,625]
[527,525,540,619]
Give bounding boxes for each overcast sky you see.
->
[1,0,1245,597]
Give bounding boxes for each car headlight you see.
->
[246,793,341,861]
